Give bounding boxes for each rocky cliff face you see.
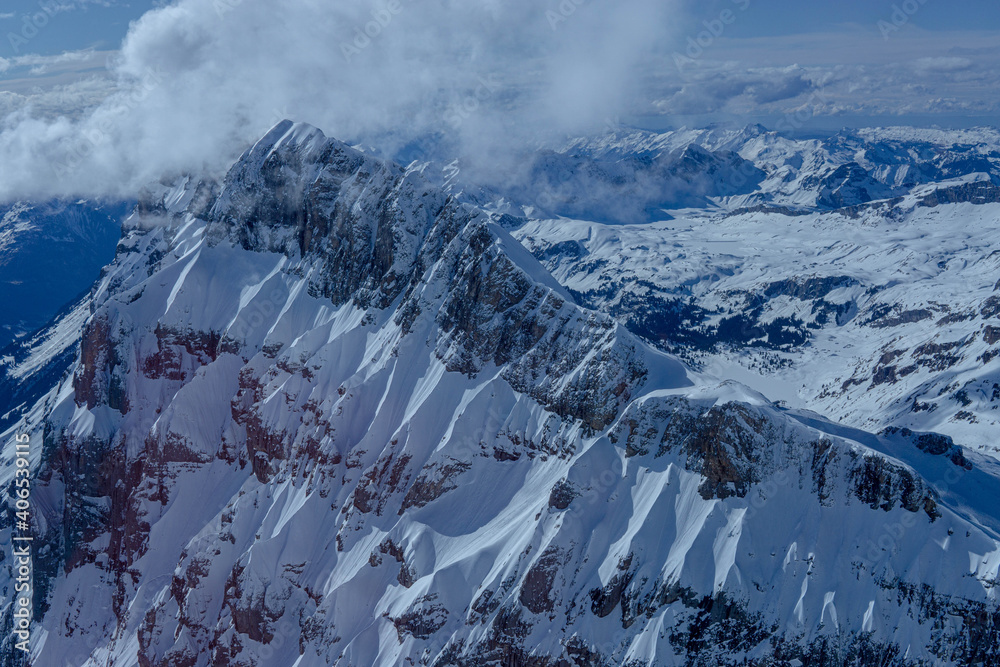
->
[2,122,1000,667]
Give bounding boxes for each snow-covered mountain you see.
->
[2,121,1000,666]
[440,124,1000,224]
[513,127,1000,459]
[519,200,1000,452]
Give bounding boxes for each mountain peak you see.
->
[253,119,331,157]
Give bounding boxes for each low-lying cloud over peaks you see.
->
[0,0,678,201]
[0,1,998,202]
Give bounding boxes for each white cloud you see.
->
[913,56,974,73]
[646,27,1000,122]
[0,0,680,201]
[0,3,996,202]
[0,75,115,119]
[0,49,102,75]
[0,50,115,124]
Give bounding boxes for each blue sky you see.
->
[0,0,996,200]
[0,1,159,55]
[4,0,995,55]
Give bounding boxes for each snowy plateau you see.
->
[1,120,1000,666]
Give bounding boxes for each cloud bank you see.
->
[0,0,998,202]
[653,26,1000,122]
[0,0,679,201]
